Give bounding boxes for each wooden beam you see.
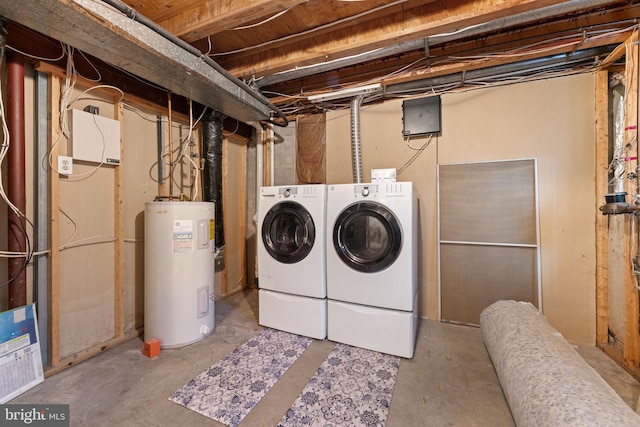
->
[221,0,598,77]
[595,69,609,346]
[623,29,640,367]
[159,0,308,42]
[221,137,229,295]
[45,330,139,377]
[114,99,125,338]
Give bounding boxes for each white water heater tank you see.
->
[144,201,215,348]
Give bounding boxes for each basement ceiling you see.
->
[3,0,640,120]
[119,0,640,114]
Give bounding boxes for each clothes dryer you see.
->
[326,182,418,357]
[257,184,327,339]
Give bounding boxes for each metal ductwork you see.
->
[202,111,225,252]
[351,96,364,184]
[385,47,612,94]
[0,0,287,126]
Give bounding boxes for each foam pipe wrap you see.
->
[202,111,225,249]
[480,300,640,427]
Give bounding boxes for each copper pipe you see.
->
[7,51,27,308]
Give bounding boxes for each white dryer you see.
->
[257,184,327,339]
[326,182,418,357]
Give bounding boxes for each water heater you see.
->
[144,201,215,348]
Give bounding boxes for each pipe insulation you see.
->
[7,50,27,309]
[350,95,364,184]
[202,111,225,250]
[480,300,640,427]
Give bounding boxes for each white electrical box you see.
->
[58,155,73,175]
[70,109,121,165]
[371,168,397,183]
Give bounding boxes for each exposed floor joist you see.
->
[0,0,275,123]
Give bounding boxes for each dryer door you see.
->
[262,201,315,264]
[333,201,402,273]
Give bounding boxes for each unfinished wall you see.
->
[326,73,596,344]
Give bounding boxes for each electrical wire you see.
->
[6,41,66,62]
[0,39,37,289]
[210,0,409,56]
[397,134,434,176]
[231,8,292,31]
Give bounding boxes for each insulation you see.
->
[202,111,225,249]
[480,300,640,427]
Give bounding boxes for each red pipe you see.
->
[7,51,27,308]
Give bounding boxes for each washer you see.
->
[326,182,418,357]
[257,184,327,339]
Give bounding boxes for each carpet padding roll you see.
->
[480,300,640,427]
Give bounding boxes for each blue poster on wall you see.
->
[0,304,44,403]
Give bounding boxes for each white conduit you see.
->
[480,301,640,427]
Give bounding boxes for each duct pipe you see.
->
[99,0,287,127]
[202,110,225,250]
[351,96,364,184]
[7,49,27,308]
[386,47,610,94]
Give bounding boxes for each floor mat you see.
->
[169,328,313,427]
[278,344,400,427]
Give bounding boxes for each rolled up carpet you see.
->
[480,300,640,427]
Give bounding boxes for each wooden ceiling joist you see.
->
[159,0,308,42]
[217,0,604,78]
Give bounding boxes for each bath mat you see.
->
[279,344,400,427]
[169,328,313,427]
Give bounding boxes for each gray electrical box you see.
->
[402,96,441,137]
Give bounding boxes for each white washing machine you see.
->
[326,182,418,357]
[258,184,327,339]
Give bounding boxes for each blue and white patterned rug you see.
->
[278,344,400,427]
[169,328,313,427]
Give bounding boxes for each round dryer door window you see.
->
[333,201,402,273]
[262,201,315,264]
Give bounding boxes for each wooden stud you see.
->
[221,136,229,295]
[240,138,247,288]
[47,73,61,368]
[595,69,609,345]
[114,99,125,338]
[623,29,640,367]
[44,330,139,377]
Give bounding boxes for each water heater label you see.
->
[173,220,193,253]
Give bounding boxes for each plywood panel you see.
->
[58,163,115,358]
[297,114,325,184]
[223,137,247,295]
[122,107,160,333]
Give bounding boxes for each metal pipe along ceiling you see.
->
[7,50,27,308]
[202,111,225,250]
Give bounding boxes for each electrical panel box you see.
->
[402,95,441,137]
[70,109,121,165]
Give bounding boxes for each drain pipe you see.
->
[202,110,225,254]
[351,95,364,184]
[6,48,27,308]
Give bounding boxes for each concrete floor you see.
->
[12,287,640,426]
